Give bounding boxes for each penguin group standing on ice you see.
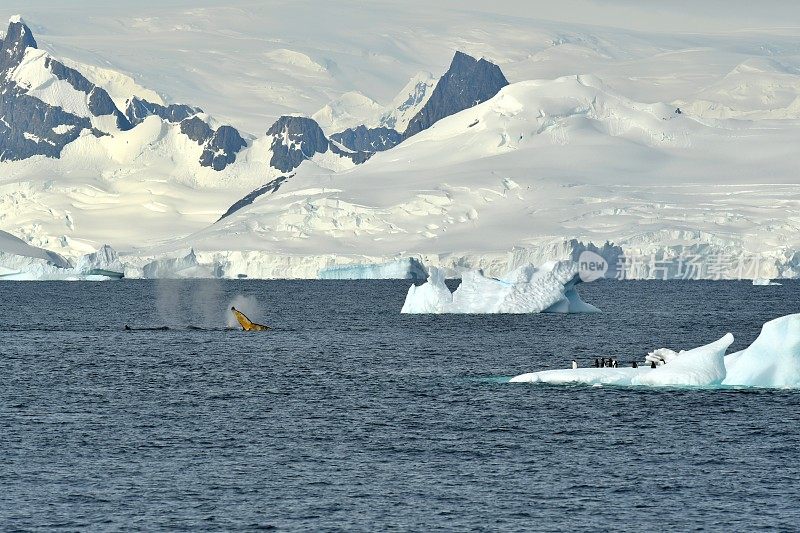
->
[591,358,619,368]
[571,356,663,369]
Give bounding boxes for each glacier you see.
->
[511,313,800,389]
[319,258,428,280]
[401,261,600,314]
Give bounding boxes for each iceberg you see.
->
[511,314,800,389]
[752,278,781,286]
[510,334,732,387]
[401,261,599,314]
[509,367,650,386]
[74,244,125,278]
[723,314,800,388]
[631,334,732,387]
[319,257,428,280]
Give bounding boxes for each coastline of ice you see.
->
[401,261,599,314]
[319,258,428,280]
[141,249,216,279]
[511,314,800,389]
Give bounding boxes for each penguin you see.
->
[572,359,578,370]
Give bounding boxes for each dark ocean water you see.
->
[1,279,799,531]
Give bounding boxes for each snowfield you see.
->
[1,3,800,279]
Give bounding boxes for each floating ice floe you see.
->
[510,313,800,389]
[752,278,782,286]
[401,261,599,314]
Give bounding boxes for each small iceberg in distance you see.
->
[752,278,782,286]
[511,313,800,389]
[401,261,600,314]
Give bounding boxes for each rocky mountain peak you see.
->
[403,51,508,138]
[1,16,37,69]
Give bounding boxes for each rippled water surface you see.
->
[2,279,799,531]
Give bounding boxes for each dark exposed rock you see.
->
[0,19,92,161]
[0,18,138,161]
[0,86,91,161]
[0,17,241,170]
[45,57,93,92]
[266,115,371,172]
[217,174,294,221]
[329,142,372,165]
[44,56,132,130]
[125,96,201,126]
[404,51,508,138]
[0,18,37,69]
[330,125,401,153]
[199,125,247,171]
[267,116,329,172]
[181,117,246,171]
[180,116,214,144]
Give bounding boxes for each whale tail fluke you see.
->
[231,307,271,331]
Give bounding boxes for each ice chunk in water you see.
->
[401,261,599,314]
[723,314,800,388]
[632,334,732,387]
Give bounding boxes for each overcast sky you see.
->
[2,0,797,130]
[3,0,799,34]
[439,0,800,33]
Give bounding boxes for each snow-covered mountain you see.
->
[2,5,800,279]
[181,75,800,279]
[0,17,500,262]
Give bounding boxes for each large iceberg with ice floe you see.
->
[510,334,733,387]
[401,261,599,314]
[511,313,800,389]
